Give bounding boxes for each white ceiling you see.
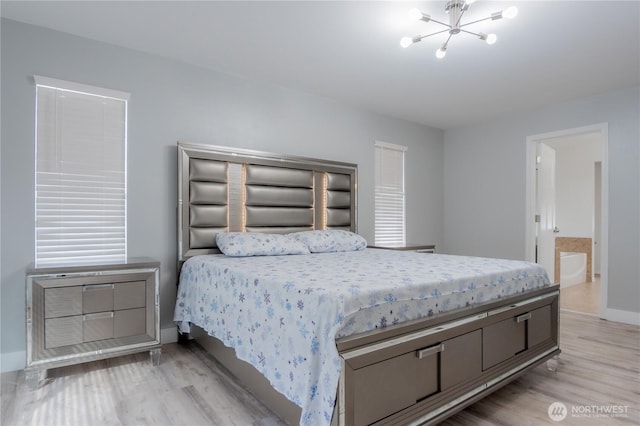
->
[2,1,639,129]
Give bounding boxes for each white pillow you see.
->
[290,230,367,253]
[215,232,310,257]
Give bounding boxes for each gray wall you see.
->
[443,86,640,316]
[0,19,444,370]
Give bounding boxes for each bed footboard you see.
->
[336,286,560,425]
[191,286,559,425]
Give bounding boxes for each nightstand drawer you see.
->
[45,287,82,318]
[83,312,115,342]
[114,281,146,310]
[83,284,114,313]
[45,316,82,348]
[114,308,146,337]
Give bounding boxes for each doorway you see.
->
[525,124,608,317]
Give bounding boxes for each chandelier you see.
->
[400,0,518,59]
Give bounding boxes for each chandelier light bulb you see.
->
[435,47,447,59]
[502,6,518,19]
[486,33,497,45]
[400,37,413,48]
[408,8,423,21]
[465,0,477,5]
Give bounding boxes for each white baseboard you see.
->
[0,350,26,373]
[601,308,640,326]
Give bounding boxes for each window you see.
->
[374,141,407,246]
[35,76,129,265]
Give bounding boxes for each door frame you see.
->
[525,123,608,317]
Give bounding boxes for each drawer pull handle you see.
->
[416,343,445,359]
[83,284,114,291]
[83,312,114,321]
[516,313,532,323]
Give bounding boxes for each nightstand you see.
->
[25,257,161,389]
[368,244,436,253]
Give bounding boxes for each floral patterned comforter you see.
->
[174,249,550,426]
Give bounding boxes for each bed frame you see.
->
[177,142,560,425]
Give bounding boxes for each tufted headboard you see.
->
[177,142,358,261]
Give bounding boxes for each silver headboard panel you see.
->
[178,142,358,261]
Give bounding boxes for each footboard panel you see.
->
[337,286,560,426]
[189,286,559,426]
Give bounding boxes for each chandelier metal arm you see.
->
[458,15,493,28]
[415,28,451,42]
[459,28,483,38]
[426,17,453,29]
[454,7,467,29]
[441,33,454,50]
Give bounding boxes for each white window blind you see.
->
[35,76,129,266]
[374,141,407,246]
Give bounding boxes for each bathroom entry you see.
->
[527,125,606,316]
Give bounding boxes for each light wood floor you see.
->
[2,312,638,425]
[560,276,601,315]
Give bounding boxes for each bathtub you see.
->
[560,252,587,288]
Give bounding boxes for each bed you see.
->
[173,142,560,426]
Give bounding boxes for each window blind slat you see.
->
[35,81,127,266]
[374,142,406,246]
